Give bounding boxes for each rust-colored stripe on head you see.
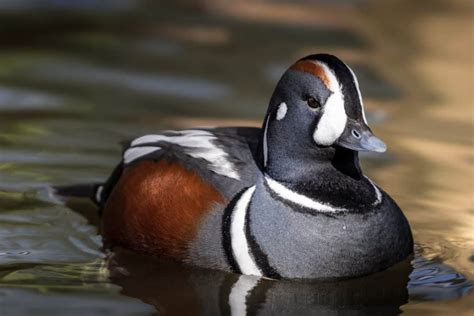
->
[101,160,226,259]
[290,60,331,89]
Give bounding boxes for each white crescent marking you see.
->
[230,186,262,276]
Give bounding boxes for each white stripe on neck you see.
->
[262,115,270,167]
[230,186,262,276]
[264,175,347,213]
[365,176,382,206]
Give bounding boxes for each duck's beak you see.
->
[335,118,387,153]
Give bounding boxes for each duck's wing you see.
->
[95,127,262,209]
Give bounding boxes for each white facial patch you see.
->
[346,65,368,124]
[276,102,287,120]
[125,129,240,180]
[313,62,348,146]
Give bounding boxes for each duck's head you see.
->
[262,53,386,173]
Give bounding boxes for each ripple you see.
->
[407,249,473,301]
[0,204,103,266]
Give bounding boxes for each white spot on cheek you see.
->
[276,102,287,120]
[313,62,347,146]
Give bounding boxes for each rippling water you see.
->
[0,0,472,315]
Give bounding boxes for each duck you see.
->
[57,53,413,280]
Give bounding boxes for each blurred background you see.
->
[0,0,472,315]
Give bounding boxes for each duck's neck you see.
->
[256,102,363,185]
[264,147,363,185]
[257,131,379,210]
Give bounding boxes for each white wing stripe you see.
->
[126,130,240,180]
[123,146,161,164]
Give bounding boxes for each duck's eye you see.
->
[307,97,321,109]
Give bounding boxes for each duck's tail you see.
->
[54,183,103,206]
[54,163,123,209]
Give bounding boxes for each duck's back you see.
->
[98,127,261,261]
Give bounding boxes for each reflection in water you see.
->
[0,0,473,314]
[108,249,411,315]
[106,248,471,315]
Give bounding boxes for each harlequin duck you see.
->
[58,54,413,280]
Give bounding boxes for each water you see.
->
[0,0,473,315]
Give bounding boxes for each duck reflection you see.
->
[106,248,412,316]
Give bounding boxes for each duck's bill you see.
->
[336,118,387,153]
